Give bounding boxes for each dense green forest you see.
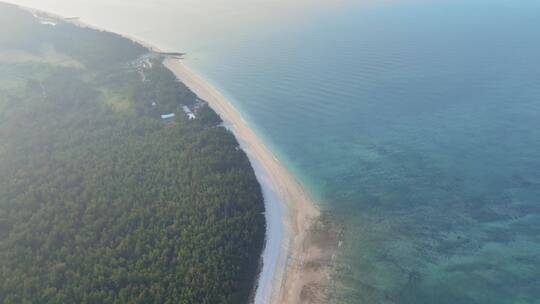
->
[0,3,265,303]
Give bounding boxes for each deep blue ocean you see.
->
[10,0,540,302]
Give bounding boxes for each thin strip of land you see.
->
[164,59,336,304]
[20,5,336,302]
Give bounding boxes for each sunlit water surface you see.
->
[8,0,540,302]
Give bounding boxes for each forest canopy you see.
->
[0,3,265,304]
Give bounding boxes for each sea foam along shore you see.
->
[19,4,327,303]
[164,59,324,304]
[164,61,289,304]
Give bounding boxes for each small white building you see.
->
[40,20,57,26]
[182,106,196,120]
[161,113,175,120]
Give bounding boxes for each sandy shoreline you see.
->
[164,59,327,304]
[19,4,335,303]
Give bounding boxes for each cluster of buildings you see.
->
[31,11,58,26]
[157,105,196,122]
[133,58,153,83]
[131,56,201,124]
[182,106,196,120]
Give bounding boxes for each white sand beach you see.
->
[19,4,332,302]
[164,59,327,304]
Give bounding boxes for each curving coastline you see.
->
[164,59,327,304]
[17,4,334,302]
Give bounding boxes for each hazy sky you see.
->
[7,0,356,52]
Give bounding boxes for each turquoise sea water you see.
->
[187,1,540,303]
[8,0,540,302]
